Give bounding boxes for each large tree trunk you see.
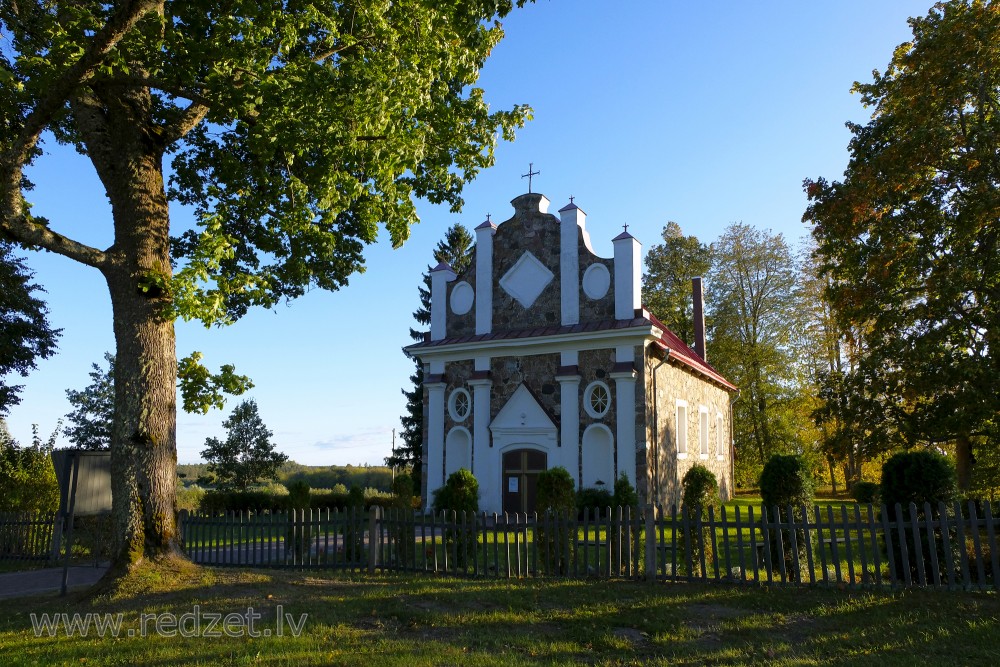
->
[955,433,974,493]
[78,84,180,570]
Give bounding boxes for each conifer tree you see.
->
[389,224,474,485]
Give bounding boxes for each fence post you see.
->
[368,506,381,574]
[645,505,655,582]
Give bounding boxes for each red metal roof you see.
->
[645,311,737,391]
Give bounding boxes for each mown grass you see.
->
[0,560,998,666]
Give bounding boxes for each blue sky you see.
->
[5,1,932,465]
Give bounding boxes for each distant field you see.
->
[1,561,997,666]
[177,462,395,493]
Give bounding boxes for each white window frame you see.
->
[699,406,710,459]
[676,399,688,459]
[583,381,612,419]
[448,388,472,422]
[716,412,725,460]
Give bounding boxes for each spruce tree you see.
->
[389,224,474,486]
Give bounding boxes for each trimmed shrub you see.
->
[536,467,576,574]
[432,469,479,567]
[880,450,957,511]
[432,469,479,515]
[681,465,720,577]
[613,473,639,509]
[851,481,880,505]
[758,455,814,579]
[577,487,614,519]
[759,455,814,512]
[880,450,958,582]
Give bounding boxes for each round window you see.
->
[448,388,472,422]
[584,381,611,419]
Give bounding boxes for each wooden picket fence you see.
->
[0,512,57,562]
[177,500,998,590]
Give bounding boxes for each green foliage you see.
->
[759,455,815,512]
[804,0,1000,491]
[709,225,808,482]
[681,465,720,514]
[880,450,957,512]
[391,223,475,482]
[536,467,576,515]
[759,454,814,579]
[176,352,253,415]
[642,221,712,343]
[200,400,289,492]
[576,487,613,517]
[65,351,250,450]
[681,465,720,577]
[0,423,60,514]
[347,485,366,509]
[432,469,479,515]
[63,353,114,450]
[0,241,60,415]
[286,480,311,510]
[851,481,880,505]
[613,473,639,509]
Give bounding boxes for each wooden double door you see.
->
[502,448,547,515]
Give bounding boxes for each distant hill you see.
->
[177,461,395,493]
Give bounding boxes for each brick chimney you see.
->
[692,276,707,361]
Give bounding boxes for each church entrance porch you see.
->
[502,448,547,514]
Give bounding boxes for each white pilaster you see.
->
[610,369,637,485]
[613,231,642,320]
[469,376,493,502]
[430,262,457,341]
[425,379,447,509]
[475,220,496,335]
[559,201,586,326]
[556,372,581,480]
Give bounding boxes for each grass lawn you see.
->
[0,560,998,666]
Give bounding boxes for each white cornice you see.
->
[406,325,658,362]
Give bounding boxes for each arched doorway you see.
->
[502,448,547,515]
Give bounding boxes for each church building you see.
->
[405,191,737,513]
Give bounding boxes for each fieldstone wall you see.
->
[444,247,477,338]
[642,352,733,508]
[490,200,563,331]
[489,352,562,422]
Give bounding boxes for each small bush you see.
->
[682,465,720,514]
[432,469,479,515]
[577,487,614,518]
[535,467,576,574]
[880,450,958,583]
[880,450,957,511]
[613,473,639,509]
[432,469,479,568]
[759,455,814,512]
[758,455,814,580]
[851,481,880,505]
[681,465,720,577]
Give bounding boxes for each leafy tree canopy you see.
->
[642,221,711,345]
[803,0,1000,490]
[0,241,60,416]
[201,399,288,492]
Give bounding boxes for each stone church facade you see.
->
[406,192,737,513]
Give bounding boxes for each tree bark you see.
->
[955,433,974,493]
[78,83,180,569]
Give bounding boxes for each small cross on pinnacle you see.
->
[521,162,540,193]
[486,213,492,223]
[623,223,629,233]
[569,195,575,204]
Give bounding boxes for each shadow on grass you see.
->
[1,563,999,666]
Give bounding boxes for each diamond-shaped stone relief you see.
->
[499,251,553,309]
